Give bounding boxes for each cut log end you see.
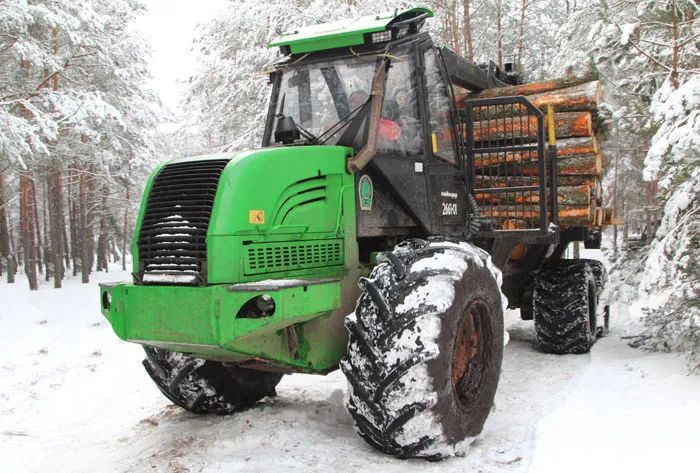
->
[470,111,593,143]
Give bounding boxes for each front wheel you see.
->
[142,347,283,414]
[341,239,505,460]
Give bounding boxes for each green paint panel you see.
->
[105,144,361,373]
[100,279,343,372]
[269,7,433,54]
[204,146,353,284]
[208,146,348,237]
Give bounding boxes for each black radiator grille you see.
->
[136,159,230,285]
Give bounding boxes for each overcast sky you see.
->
[135,0,227,114]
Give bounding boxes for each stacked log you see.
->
[471,111,593,141]
[459,78,611,228]
[459,76,596,100]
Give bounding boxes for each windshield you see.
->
[270,50,423,155]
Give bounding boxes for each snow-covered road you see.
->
[1,268,697,473]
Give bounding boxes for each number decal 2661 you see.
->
[442,202,458,216]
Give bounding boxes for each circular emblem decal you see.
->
[359,175,373,211]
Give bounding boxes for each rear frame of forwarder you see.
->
[100,7,609,460]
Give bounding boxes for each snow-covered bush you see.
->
[634,76,700,372]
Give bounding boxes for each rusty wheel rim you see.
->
[452,300,488,408]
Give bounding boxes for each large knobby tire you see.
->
[546,258,608,296]
[341,239,505,460]
[533,260,598,354]
[143,347,283,414]
[579,259,608,296]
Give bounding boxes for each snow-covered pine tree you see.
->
[186,0,581,151]
[548,2,655,256]
[637,75,700,371]
[584,0,700,369]
[425,0,570,80]
[0,0,164,288]
[184,0,408,151]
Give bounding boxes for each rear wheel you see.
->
[579,258,608,296]
[143,347,283,414]
[533,260,597,354]
[547,258,607,296]
[341,239,505,459]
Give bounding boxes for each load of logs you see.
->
[456,77,612,229]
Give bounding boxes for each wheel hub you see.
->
[452,301,488,407]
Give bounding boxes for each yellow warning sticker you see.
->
[249,210,265,224]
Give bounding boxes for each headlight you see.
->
[256,294,276,315]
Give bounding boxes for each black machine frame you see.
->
[263,32,580,309]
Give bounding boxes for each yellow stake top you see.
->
[547,105,557,146]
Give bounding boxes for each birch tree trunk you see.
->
[86,168,96,276]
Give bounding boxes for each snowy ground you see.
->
[1,263,698,473]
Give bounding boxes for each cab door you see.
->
[420,43,468,235]
[356,43,432,238]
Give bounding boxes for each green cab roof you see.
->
[269,7,433,55]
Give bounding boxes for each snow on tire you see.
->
[340,239,505,460]
[533,260,597,354]
[143,347,283,414]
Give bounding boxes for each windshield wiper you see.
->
[322,46,393,148]
[296,123,320,144]
[315,99,371,145]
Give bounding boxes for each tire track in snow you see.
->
[109,311,591,473]
[0,274,594,473]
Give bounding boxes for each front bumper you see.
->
[99,278,343,372]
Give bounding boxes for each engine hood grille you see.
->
[135,158,230,285]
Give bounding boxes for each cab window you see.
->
[377,56,423,156]
[423,48,456,164]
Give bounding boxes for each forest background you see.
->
[1,0,698,368]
